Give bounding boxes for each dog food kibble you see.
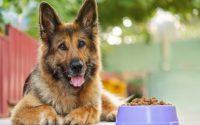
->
[124,97,171,106]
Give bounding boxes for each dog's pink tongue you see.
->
[70,76,85,87]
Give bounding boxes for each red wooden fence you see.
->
[0,25,38,117]
[0,35,9,117]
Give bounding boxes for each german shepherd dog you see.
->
[11,0,122,124]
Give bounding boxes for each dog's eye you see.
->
[58,43,67,50]
[78,39,85,48]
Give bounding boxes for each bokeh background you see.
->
[1,0,200,121]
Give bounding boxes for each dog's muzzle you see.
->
[67,58,85,87]
[70,58,83,74]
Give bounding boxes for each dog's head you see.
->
[39,0,100,88]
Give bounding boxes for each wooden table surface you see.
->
[0,118,115,125]
[1,119,200,125]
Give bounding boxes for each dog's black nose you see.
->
[70,58,83,73]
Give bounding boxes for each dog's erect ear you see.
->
[75,0,98,28]
[39,2,61,39]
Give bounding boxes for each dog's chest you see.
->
[44,84,81,115]
[51,92,79,116]
[34,80,79,116]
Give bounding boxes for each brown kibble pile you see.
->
[124,97,171,106]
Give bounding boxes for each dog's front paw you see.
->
[63,107,99,125]
[64,114,85,125]
[64,112,85,125]
[106,110,117,122]
[39,112,63,125]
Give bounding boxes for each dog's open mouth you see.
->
[68,75,85,87]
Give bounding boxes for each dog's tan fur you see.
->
[11,0,121,124]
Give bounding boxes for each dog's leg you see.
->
[62,77,102,125]
[101,90,123,122]
[11,93,63,125]
[63,105,100,125]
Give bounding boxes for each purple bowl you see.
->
[116,105,179,125]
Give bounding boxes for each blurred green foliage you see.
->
[0,0,200,38]
[99,0,200,27]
